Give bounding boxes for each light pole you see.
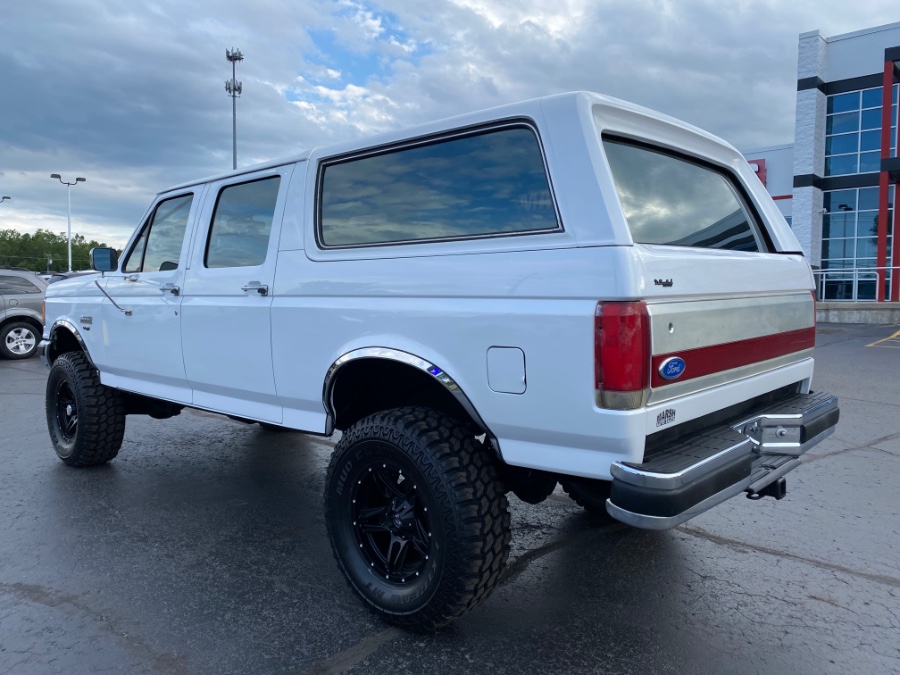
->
[0,196,10,205]
[50,174,86,272]
[225,48,244,170]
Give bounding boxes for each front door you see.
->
[95,191,200,404]
[180,166,293,422]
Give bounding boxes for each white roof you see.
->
[160,91,731,195]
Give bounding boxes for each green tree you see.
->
[0,229,119,272]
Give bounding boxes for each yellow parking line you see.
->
[867,329,900,348]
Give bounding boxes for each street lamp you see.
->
[225,48,244,171]
[50,174,86,272]
[0,196,10,204]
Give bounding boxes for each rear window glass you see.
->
[318,125,559,247]
[0,275,43,294]
[603,139,766,252]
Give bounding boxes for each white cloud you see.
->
[2,0,899,251]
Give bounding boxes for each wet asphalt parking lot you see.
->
[0,323,898,675]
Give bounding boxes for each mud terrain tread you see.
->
[325,406,511,630]
[46,351,126,467]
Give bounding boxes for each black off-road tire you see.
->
[325,407,511,630]
[46,351,126,467]
[0,321,40,360]
[560,477,613,516]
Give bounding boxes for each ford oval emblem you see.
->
[659,357,686,380]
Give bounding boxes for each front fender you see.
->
[40,320,96,370]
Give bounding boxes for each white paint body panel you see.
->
[43,92,818,480]
[179,164,294,423]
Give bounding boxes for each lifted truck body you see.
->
[41,91,838,628]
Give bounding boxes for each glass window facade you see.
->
[824,85,898,177]
[820,187,894,300]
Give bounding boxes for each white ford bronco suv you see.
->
[41,92,839,629]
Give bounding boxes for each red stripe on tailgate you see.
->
[651,327,816,388]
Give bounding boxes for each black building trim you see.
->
[825,74,884,96]
[882,156,900,182]
[797,77,826,93]
[886,46,900,63]
[793,174,881,191]
[793,174,822,189]
[821,174,880,190]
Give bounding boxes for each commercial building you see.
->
[744,22,900,305]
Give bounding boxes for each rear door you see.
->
[602,137,816,408]
[180,165,293,422]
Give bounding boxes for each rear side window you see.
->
[205,176,281,268]
[0,275,43,294]
[603,139,766,252]
[124,194,194,273]
[318,125,559,247]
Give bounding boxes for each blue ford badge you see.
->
[659,357,686,380]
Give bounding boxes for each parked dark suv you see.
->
[0,268,47,359]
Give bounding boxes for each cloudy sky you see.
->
[1,1,898,248]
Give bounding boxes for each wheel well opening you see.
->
[330,359,481,433]
[50,327,85,362]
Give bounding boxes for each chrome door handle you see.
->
[127,274,140,282]
[159,283,180,296]
[241,282,269,296]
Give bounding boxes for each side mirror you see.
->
[90,247,118,272]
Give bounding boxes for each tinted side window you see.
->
[0,275,43,294]
[319,126,558,247]
[124,194,193,273]
[205,176,281,268]
[603,140,766,252]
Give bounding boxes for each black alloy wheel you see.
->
[54,379,79,444]
[350,458,432,584]
[325,407,511,630]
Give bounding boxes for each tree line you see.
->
[0,229,119,272]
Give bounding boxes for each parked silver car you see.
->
[0,268,47,359]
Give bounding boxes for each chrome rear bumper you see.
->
[606,392,839,530]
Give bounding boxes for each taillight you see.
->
[595,301,651,410]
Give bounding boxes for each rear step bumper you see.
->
[606,391,839,530]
